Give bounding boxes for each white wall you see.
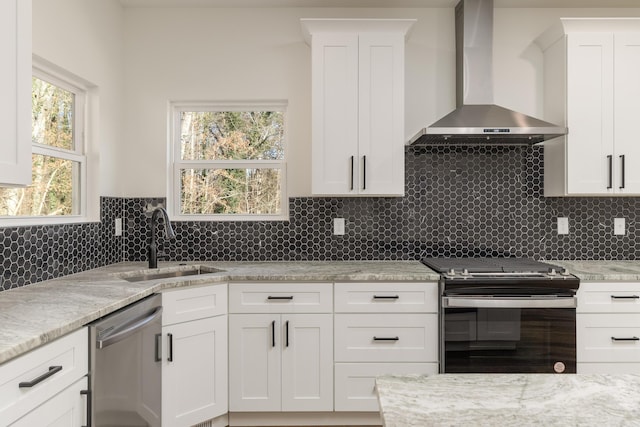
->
[32,0,125,217]
[121,7,455,197]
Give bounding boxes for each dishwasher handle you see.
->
[97,306,163,349]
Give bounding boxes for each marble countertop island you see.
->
[376,374,640,427]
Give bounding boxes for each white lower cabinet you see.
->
[577,282,640,373]
[333,282,439,413]
[0,328,89,427]
[228,313,334,412]
[228,282,334,413]
[9,378,88,427]
[161,284,228,427]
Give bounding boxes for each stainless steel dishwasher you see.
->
[89,294,163,427]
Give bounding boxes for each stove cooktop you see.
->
[421,257,566,274]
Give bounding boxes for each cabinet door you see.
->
[9,378,88,427]
[311,33,359,195]
[281,314,333,411]
[229,314,281,412]
[162,316,228,426]
[0,0,31,186]
[566,32,614,195]
[358,33,405,196]
[614,32,640,194]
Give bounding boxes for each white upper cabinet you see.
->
[538,18,640,196]
[302,19,415,196]
[0,0,31,187]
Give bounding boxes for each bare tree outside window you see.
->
[176,109,286,217]
[0,76,82,217]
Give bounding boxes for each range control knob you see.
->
[560,268,570,276]
[447,268,456,276]
[462,268,469,276]
[548,268,557,276]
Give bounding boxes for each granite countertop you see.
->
[549,260,640,281]
[376,374,640,427]
[0,260,438,365]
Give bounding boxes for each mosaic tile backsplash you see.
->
[1,146,638,290]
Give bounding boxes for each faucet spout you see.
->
[148,207,176,269]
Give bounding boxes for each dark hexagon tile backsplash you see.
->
[1,146,638,290]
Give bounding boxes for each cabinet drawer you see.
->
[0,328,88,426]
[334,282,438,313]
[577,313,640,362]
[578,362,640,374]
[577,282,640,313]
[229,283,333,313]
[334,314,438,362]
[162,283,227,325]
[334,363,437,412]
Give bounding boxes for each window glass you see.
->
[172,102,287,221]
[0,72,85,220]
[180,111,284,161]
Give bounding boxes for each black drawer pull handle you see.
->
[611,295,640,299]
[611,336,640,341]
[167,333,174,362]
[373,336,399,341]
[286,320,290,347]
[267,296,294,300]
[19,366,63,388]
[373,295,399,300]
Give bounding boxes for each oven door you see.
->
[441,295,576,374]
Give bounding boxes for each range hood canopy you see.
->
[410,0,566,146]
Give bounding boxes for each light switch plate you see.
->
[557,217,569,235]
[614,218,626,236]
[333,218,345,236]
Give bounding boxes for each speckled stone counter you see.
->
[549,260,640,281]
[376,374,640,427]
[0,260,438,364]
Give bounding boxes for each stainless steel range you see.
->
[422,258,579,374]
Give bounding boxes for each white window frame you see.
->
[169,100,288,221]
[0,58,88,227]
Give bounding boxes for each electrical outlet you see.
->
[614,218,626,236]
[114,218,123,236]
[333,218,345,236]
[557,217,569,235]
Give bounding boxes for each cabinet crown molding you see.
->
[300,18,416,45]
[536,17,640,51]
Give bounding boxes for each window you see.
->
[0,64,86,223]
[170,101,287,221]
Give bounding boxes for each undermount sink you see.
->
[122,265,224,282]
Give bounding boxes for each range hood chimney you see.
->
[409,0,566,146]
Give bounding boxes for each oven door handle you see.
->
[442,296,576,309]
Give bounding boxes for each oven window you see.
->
[443,308,576,373]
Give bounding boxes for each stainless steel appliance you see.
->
[89,294,163,427]
[409,0,566,146]
[422,258,579,374]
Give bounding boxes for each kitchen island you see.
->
[376,374,640,426]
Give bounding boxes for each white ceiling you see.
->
[119,0,640,8]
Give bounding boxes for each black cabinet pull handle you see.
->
[611,295,639,299]
[620,154,626,189]
[350,155,354,191]
[362,155,367,190]
[81,389,92,427]
[373,336,399,341]
[607,155,613,189]
[154,333,162,362]
[19,366,63,388]
[373,295,399,300]
[611,336,640,341]
[167,333,173,362]
[286,320,290,347]
[268,296,294,300]
[271,320,276,347]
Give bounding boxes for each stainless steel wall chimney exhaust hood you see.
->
[410,0,566,146]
